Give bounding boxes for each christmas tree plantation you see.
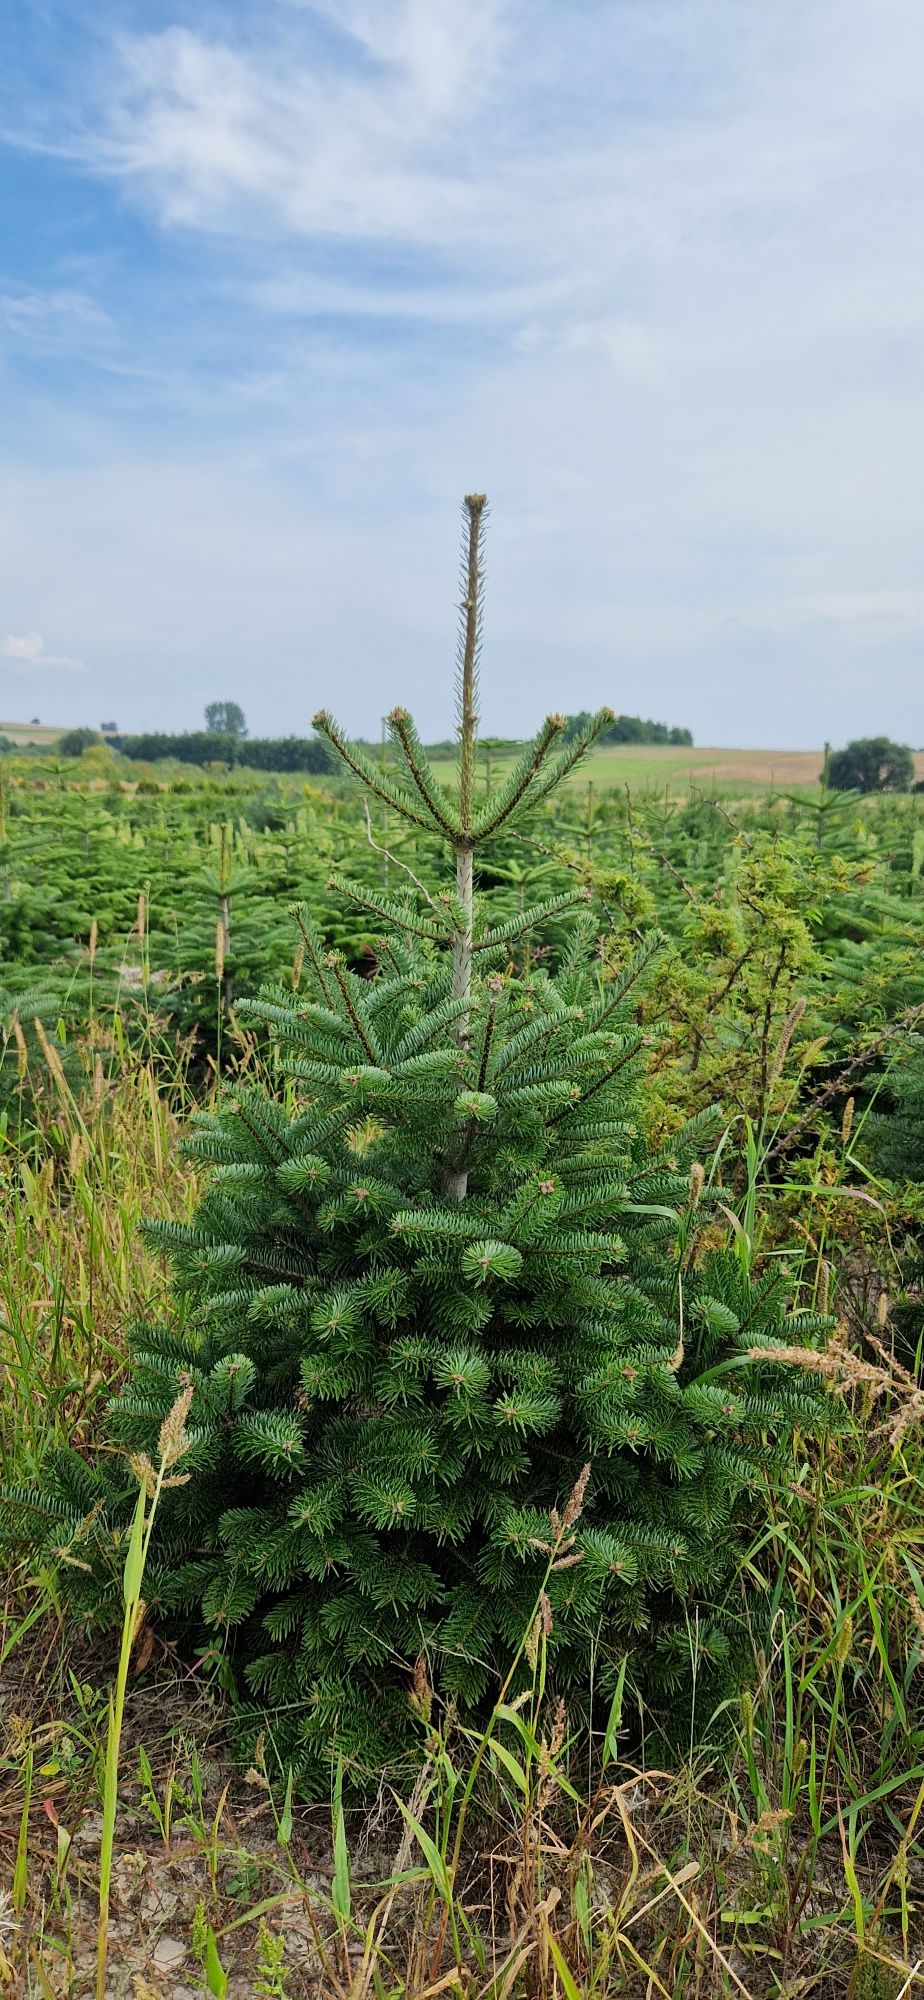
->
[9,498,831,1790]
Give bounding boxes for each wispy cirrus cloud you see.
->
[98,3,508,242]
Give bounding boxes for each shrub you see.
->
[57,728,101,758]
[6,499,831,1791]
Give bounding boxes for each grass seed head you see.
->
[129,1452,157,1500]
[561,1461,591,1533]
[834,1613,853,1665]
[12,1013,27,1077]
[749,1339,886,1397]
[157,1377,194,1470]
[408,1654,433,1725]
[768,996,807,1085]
[907,1594,924,1648]
[817,1257,831,1315]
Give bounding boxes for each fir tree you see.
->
[6,497,832,1791]
[866,1037,924,1185]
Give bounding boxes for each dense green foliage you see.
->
[5,504,834,1794]
[204,700,247,739]
[564,711,693,745]
[827,734,916,792]
[2,742,924,1113]
[12,915,831,1789]
[116,729,334,771]
[58,727,102,757]
[2,560,924,1978]
[868,1042,924,1183]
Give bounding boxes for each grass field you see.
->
[491,742,924,795]
[498,742,838,795]
[0,720,77,745]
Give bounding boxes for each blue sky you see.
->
[0,0,921,745]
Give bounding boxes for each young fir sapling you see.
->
[8,497,831,1790]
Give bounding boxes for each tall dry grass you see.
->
[0,1020,199,1484]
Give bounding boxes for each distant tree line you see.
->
[52,712,923,795]
[563,712,693,745]
[56,701,695,770]
[54,703,331,773]
[113,731,334,773]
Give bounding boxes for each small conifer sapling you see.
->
[7,497,832,1790]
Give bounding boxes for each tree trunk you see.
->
[443,840,474,1201]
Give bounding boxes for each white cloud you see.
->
[92,3,506,243]
[0,633,84,670]
[75,2,920,277]
[0,0,923,744]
